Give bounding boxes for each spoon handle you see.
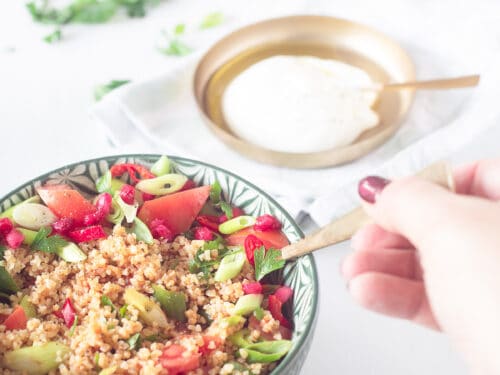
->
[281,161,455,260]
[377,75,480,91]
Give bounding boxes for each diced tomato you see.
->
[268,295,291,328]
[138,186,210,235]
[200,335,222,354]
[226,228,289,250]
[3,306,27,331]
[193,226,214,241]
[0,314,8,324]
[37,186,95,224]
[160,344,200,375]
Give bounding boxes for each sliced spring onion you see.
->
[55,242,87,263]
[151,155,171,176]
[233,294,263,316]
[12,203,57,230]
[19,296,37,318]
[132,218,153,245]
[229,329,252,348]
[223,315,245,327]
[18,228,37,246]
[106,198,125,225]
[152,284,187,322]
[95,170,112,193]
[218,216,256,235]
[3,342,70,375]
[243,340,292,363]
[0,265,18,294]
[114,194,138,223]
[214,248,246,282]
[135,174,187,196]
[0,196,41,221]
[123,287,168,328]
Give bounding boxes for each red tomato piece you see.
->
[279,325,293,340]
[193,226,214,241]
[226,228,289,250]
[68,225,107,243]
[160,344,200,374]
[268,295,292,329]
[37,186,95,224]
[138,186,210,235]
[3,306,27,331]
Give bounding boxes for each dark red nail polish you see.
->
[358,176,390,203]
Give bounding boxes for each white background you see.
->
[1,0,500,373]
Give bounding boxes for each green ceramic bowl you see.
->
[0,154,318,374]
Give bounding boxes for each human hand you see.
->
[341,159,500,373]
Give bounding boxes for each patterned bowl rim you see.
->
[0,153,319,373]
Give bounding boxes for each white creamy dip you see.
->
[222,55,380,153]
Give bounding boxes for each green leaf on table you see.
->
[26,2,74,24]
[160,39,192,56]
[199,12,224,29]
[254,247,285,281]
[174,23,186,35]
[94,79,131,101]
[68,0,118,23]
[31,227,69,254]
[43,28,62,43]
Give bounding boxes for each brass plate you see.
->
[193,15,416,168]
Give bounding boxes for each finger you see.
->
[453,159,500,199]
[349,272,440,330]
[342,248,421,281]
[351,223,413,252]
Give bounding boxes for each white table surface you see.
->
[2,0,500,373]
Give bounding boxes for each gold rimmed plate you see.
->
[193,15,416,168]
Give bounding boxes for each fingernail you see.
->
[358,176,390,203]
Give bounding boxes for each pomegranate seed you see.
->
[68,225,107,242]
[254,214,282,231]
[142,192,155,201]
[0,218,13,237]
[52,217,75,235]
[119,184,135,205]
[274,286,293,303]
[196,216,220,232]
[180,179,196,191]
[193,226,214,241]
[242,282,263,295]
[150,219,174,242]
[219,207,245,223]
[5,229,24,249]
[54,298,76,328]
[83,193,112,226]
[244,235,264,266]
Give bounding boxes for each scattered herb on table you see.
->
[43,28,62,43]
[158,23,192,56]
[94,79,131,101]
[199,12,224,29]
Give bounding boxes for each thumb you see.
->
[358,176,467,248]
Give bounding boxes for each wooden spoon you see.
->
[281,161,455,260]
[365,74,480,91]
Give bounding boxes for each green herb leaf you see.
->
[96,170,112,193]
[26,2,73,24]
[210,181,222,204]
[31,227,69,254]
[43,28,62,43]
[118,304,128,318]
[254,247,285,281]
[200,12,224,29]
[68,315,78,336]
[94,352,100,369]
[160,38,192,56]
[219,201,233,219]
[174,23,185,35]
[94,79,131,101]
[70,0,117,23]
[254,307,264,321]
[0,265,19,294]
[0,244,6,259]
[127,333,141,350]
[100,295,116,311]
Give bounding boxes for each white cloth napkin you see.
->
[92,0,500,226]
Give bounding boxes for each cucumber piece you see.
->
[55,242,87,263]
[152,284,187,322]
[0,265,18,294]
[124,287,168,328]
[20,296,37,318]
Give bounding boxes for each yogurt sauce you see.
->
[222,55,380,153]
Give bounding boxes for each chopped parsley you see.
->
[127,333,141,350]
[100,295,116,311]
[188,237,229,278]
[31,227,69,254]
[209,181,233,219]
[254,247,285,281]
[94,79,131,101]
[43,28,62,43]
[199,12,224,29]
[118,304,128,318]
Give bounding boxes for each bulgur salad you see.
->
[0,156,294,375]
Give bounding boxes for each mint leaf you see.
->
[254,247,285,281]
[200,12,223,29]
[44,28,62,43]
[31,227,69,254]
[94,79,130,101]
